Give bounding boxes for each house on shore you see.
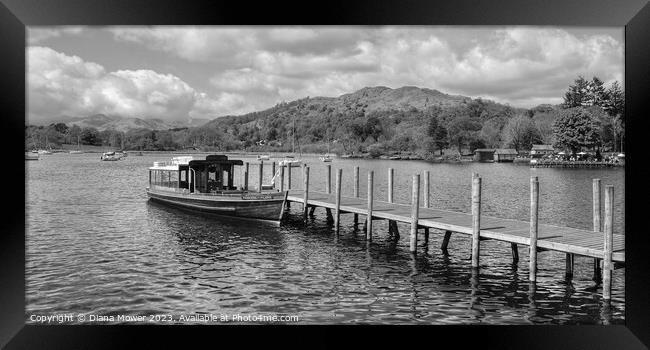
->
[493,149,518,162]
[530,144,554,158]
[474,148,495,162]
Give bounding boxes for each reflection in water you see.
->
[26,154,625,324]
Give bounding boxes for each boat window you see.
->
[180,171,186,182]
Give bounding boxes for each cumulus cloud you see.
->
[28,26,85,44]
[29,26,623,123]
[27,46,225,123]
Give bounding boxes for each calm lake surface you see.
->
[25,153,625,324]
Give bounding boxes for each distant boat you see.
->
[146,154,288,223]
[101,151,121,161]
[25,151,39,161]
[37,149,52,155]
[278,155,302,167]
[319,154,333,162]
[69,136,83,153]
[257,154,270,161]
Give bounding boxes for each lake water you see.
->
[25,153,625,324]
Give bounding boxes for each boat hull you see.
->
[146,188,287,222]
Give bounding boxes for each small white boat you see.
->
[101,152,121,161]
[257,154,270,161]
[319,154,333,162]
[69,150,83,154]
[37,149,52,155]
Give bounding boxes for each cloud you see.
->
[27,46,228,123]
[27,26,85,44]
[29,26,624,124]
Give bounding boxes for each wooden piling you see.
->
[529,176,539,282]
[258,160,264,192]
[511,243,519,264]
[272,161,276,180]
[354,166,359,224]
[602,185,614,300]
[279,165,285,192]
[287,163,292,189]
[335,168,342,234]
[441,231,452,254]
[326,164,331,194]
[387,168,394,203]
[366,171,374,241]
[423,170,430,208]
[593,179,602,282]
[471,174,481,268]
[410,174,420,253]
[303,165,309,222]
[244,162,249,190]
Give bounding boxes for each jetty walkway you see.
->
[244,161,624,300]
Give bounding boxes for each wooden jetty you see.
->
[244,161,624,300]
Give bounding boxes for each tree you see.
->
[552,107,602,155]
[427,116,449,154]
[478,118,502,148]
[447,116,482,153]
[563,76,590,108]
[80,127,101,146]
[501,115,542,151]
[588,77,607,106]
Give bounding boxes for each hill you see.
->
[56,114,209,132]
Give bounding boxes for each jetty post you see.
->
[335,168,342,234]
[258,160,264,192]
[353,166,359,225]
[410,174,420,253]
[529,176,540,282]
[303,165,309,222]
[602,185,614,300]
[244,162,249,190]
[366,171,374,240]
[387,168,398,237]
[471,173,482,268]
[593,179,602,282]
[324,164,333,221]
[287,163,292,189]
[423,170,430,245]
[272,161,276,180]
[279,164,285,192]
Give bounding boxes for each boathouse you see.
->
[530,144,554,158]
[493,149,518,162]
[473,149,495,162]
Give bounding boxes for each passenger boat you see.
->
[146,154,288,223]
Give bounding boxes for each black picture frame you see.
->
[2,0,649,348]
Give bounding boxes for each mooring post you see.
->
[410,174,420,253]
[441,231,452,254]
[258,160,264,192]
[387,168,397,236]
[529,176,539,282]
[593,178,602,283]
[279,165,285,192]
[287,163,292,189]
[271,161,276,188]
[565,253,574,279]
[303,165,309,222]
[602,185,614,300]
[354,166,359,225]
[366,171,374,241]
[335,168,342,234]
[326,164,331,194]
[244,162,249,190]
[471,173,482,268]
[511,243,519,264]
[423,170,430,245]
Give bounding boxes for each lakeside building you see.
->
[530,144,555,158]
[493,149,518,162]
[473,149,495,162]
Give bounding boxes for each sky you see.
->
[26,26,624,124]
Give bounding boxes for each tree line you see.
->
[25,77,624,157]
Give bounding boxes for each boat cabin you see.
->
[149,155,244,194]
